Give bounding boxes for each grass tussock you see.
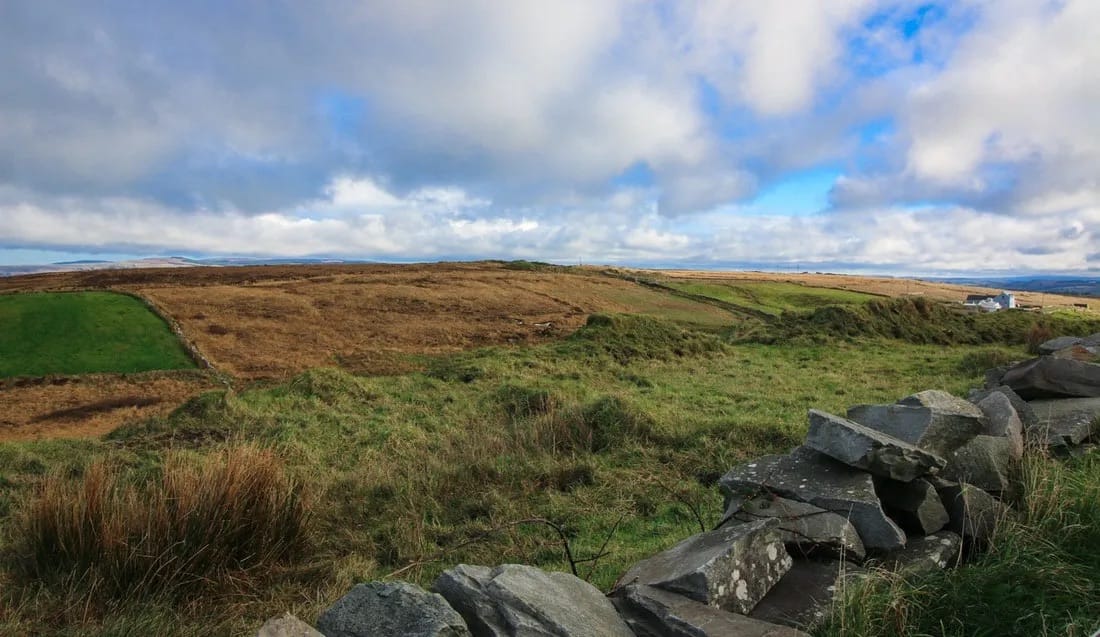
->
[11,446,308,601]
[511,395,656,454]
[817,452,1100,637]
[563,313,727,364]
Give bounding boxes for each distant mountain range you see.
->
[0,256,362,277]
[930,276,1100,297]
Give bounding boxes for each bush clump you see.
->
[12,446,308,601]
[563,314,726,364]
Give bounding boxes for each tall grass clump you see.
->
[11,446,308,601]
[817,453,1100,637]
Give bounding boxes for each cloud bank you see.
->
[1,1,1096,273]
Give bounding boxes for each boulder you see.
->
[1028,397,1100,448]
[805,409,946,481]
[984,365,1010,390]
[872,477,949,535]
[719,447,907,551]
[725,496,866,562]
[882,531,962,574]
[999,356,1100,399]
[612,584,811,637]
[613,519,791,615]
[847,391,984,458]
[257,613,325,637]
[748,558,864,630]
[973,392,1025,457]
[317,582,469,637]
[932,480,1008,544]
[1038,336,1082,356]
[942,435,1019,494]
[1050,344,1100,363]
[969,385,1039,435]
[434,564,631,637]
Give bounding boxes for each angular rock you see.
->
[942,435,1019,494]
[317,581,470,637]
[1050,344,1100,363]
[726,496,866,562]
[749,559,864,630]
[719,447,906,551]
[806,409,947,481]
[614,520,791,615]
[434,564,631,637]
[257,613,324,637]
[969,385,1039,435]
[999,356,1100,399]
[872,477,949,535]
[848,391,984,459]
[883,531,962,574]
[1028,397,1100,448]
[984,365,1010,390]
[933,480,1008,544]
[1038,336,1082,356]
[612,584,811,637]
[974,392,1025,457]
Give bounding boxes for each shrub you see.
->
[1025,322,1054,354]
[12,446,308,601]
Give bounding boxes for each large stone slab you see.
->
[612,584,811,637]
[942,435,1019,494]
[317,582,470,637]
[806,409,946,481]
[257,613,324,637]
[872,477,949,535]
[434,564,631,637]
[613,519,791,615]
[1038,336,1083,356]
[726,496,866,562]
[974,392,1025,457]
[882,531,962,575]
[969,385,1038,435]
[719,447,907,551]
[1028,397,1100,448]
[748,558,864,630]
[847,391,984,458]
[999,356,1100,399]
[932,480,1008,544]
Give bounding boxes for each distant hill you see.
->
[931,276,1100,298]
[0,256,374,277]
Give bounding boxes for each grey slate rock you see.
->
[612,584,811,637]
[1028,397,1100,448]
[999,356,1100,399]
[974,392,1025,457]
[719,447,907,552]
[257,613,325,637]
[1038,336,1082,356]
[942,435,1019,494]
[883,531,962,574]
[434,564,632,637]
[317,582,469,637]
[806,409,946,481]
[872,477,949,535]
[748,558,864,630]
[933,480,1008,544]
[614,519,792,615]
[726,496,866,562]
[848,391,984,459]
[969,385,1039,435]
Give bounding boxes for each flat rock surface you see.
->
[435,564,632,637]
[613,584,811,637]
[1000,356,1100,399]
[1038,336,1082,356]
[748,558,864,630]
[317,581,470,637]
[942,435,1018,494]
[615,519,791,615]
[873,477,949,535]
[256,613,324,637]
[806,409,946,481]
[934,480,1007,544]
[848,391,983,459]
[1028,397,1100,447]
[719,447,907,551]
[882,531,962,574]
[729,496,866,562]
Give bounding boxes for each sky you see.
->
[1,0,1098,275]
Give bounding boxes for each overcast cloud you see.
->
[0,0,1096,273]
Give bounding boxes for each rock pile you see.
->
[256,333,1098,637]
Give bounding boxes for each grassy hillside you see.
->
[0,292,196,378]
[667,280,878,316]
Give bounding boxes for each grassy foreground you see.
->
[0,292,196,378]
[0,303,1097,635]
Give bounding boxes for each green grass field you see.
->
[0,292,1097,635]
[0,292,196,377]
[667,280,878,316]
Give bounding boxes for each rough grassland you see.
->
[667,280,878,316]
[0,292,195,378]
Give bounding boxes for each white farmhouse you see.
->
[963,291,1016,312]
